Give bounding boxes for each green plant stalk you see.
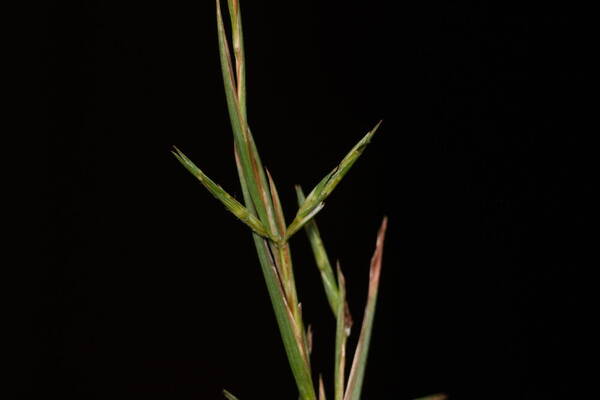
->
[296,186,339,314]
[334,265,350,400]
[234,149,315,400]
[217,0,313,397]
[173,2,405,399]
[216,0,271,232]
[226,0,246,122]
[219,0,302,316]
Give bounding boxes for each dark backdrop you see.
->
[38,1,592,399]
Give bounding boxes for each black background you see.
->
[37,0,592,399]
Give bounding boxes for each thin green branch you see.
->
[295,186,339,314]
[218,3,312,395]
[334,264,352,400]
[234,149,316,400]
[226,0,246,121]
[175,3,387,399]
[216,0,272,231]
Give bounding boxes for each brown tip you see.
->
[368,216,388,295]
[318,375,326,400]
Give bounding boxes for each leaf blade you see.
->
[226,0,247,121]
[286,121,382,240]
[295,186,339,314]
[172,147,270,238]
[216,0,271,229]
[334,264,352,400]
[344,217,388,400]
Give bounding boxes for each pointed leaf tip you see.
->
[286,121,382,240]
[343,216,388,400]
[369,216,388,294]
[319,375,327,400]
[172,147,271,239]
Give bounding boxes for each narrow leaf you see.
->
[226,0,247,120]
[223,389,240,400]
[295,186,339,314]
[344,217,388,400]
[172,147,270,238]
[221,1,276,232]
[216,0,271,228]
[286,121,382,240]
[218,0,280,243]
[334,263,352,400]
[218,1,278,240]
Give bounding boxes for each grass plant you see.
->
[173,2,446,399]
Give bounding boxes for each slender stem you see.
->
[234,148,316,400]
[334,266,350,400]
[296,186,339,314]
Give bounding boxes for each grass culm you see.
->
[174,2,444,399]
